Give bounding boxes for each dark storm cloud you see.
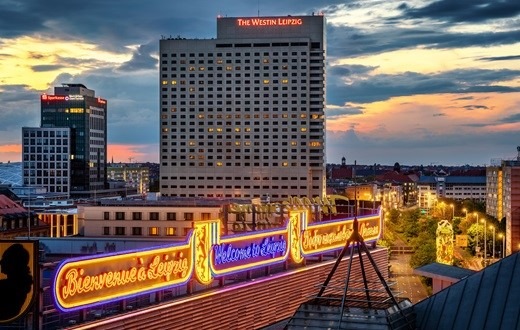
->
[118,42,157,72]
[327,25,520,58]
[326,65,520,104]
[0,0,336,51]
[498,113,520,124]
[31,64,65,72]
[401,0,520,24]
[0,85,40,132]
[49,69,158,145]
[479,55,520,62]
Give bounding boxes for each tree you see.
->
[393,162,401,173]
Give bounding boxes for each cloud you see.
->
[326,104,364,118]
[498,113,520,124]
[462,105,489,111]
[479,55,520,62]
[401,0,520,24]
[118,42,158,72]
[31,64,65,72]
[326,65,520,104]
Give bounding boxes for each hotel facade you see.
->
[159,15,326,201]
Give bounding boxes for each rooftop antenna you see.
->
[257,0,260,17]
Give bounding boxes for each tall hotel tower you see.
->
[159,15,326,200]
[23,84,108,196]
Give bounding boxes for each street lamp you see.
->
[450,204,454,220]
[462,208,468,222]
[490,225,495,259]
[481,218,487,266]
[474,212,479,254]
[498,233,505,258]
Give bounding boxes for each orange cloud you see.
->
[327,92,520,137]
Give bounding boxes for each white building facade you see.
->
[159,15,326,201]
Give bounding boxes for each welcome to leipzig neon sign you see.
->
[52,209,381,311]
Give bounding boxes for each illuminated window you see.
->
[189,141,195,146]
[217,59,223,64]
[216,128,223,132]
[189,67,195,71]
[226,66,233,71]
[235,141,241,146]
[171,80,177,85]
[208,128,214,132]
[263,59,269,63]
[310,141,322,147]
[301,127,307,132]
[234,128,241,132]
[263,80,270,84]
[282,162,289,167]
[162,80,168,85]
[199,67,205,71]
[217,162,223,166]
[282,79,288,84]
[166,227,176,236]
[291,141,297,146]
[148,227,160,236]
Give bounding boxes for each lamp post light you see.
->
[462,208,468,222]
[450,204,454,220]
[498,233,505,258]
[490,225,495,259]
[474,212,479,254]
[482,219,487,266]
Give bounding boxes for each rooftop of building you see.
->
[414,252,520,329]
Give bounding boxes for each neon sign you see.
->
[53,208,381,311]
[237,18,303,27]
[53,238,193,311]
[300,214,381,256]
[97,97,106,104]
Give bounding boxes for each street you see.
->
[389,253,429,304]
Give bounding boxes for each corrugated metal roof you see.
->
[414,252,520,330]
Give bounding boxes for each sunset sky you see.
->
[0,0,519,166]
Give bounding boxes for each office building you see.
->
[23,84,108,197]
[486,156,520,256]
[159,15,326,201]
[108,163,150,195]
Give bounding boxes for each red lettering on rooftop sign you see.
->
[41,95,68,101]
[237,18,303,27]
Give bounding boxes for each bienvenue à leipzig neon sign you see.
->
[53,208,382,311]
